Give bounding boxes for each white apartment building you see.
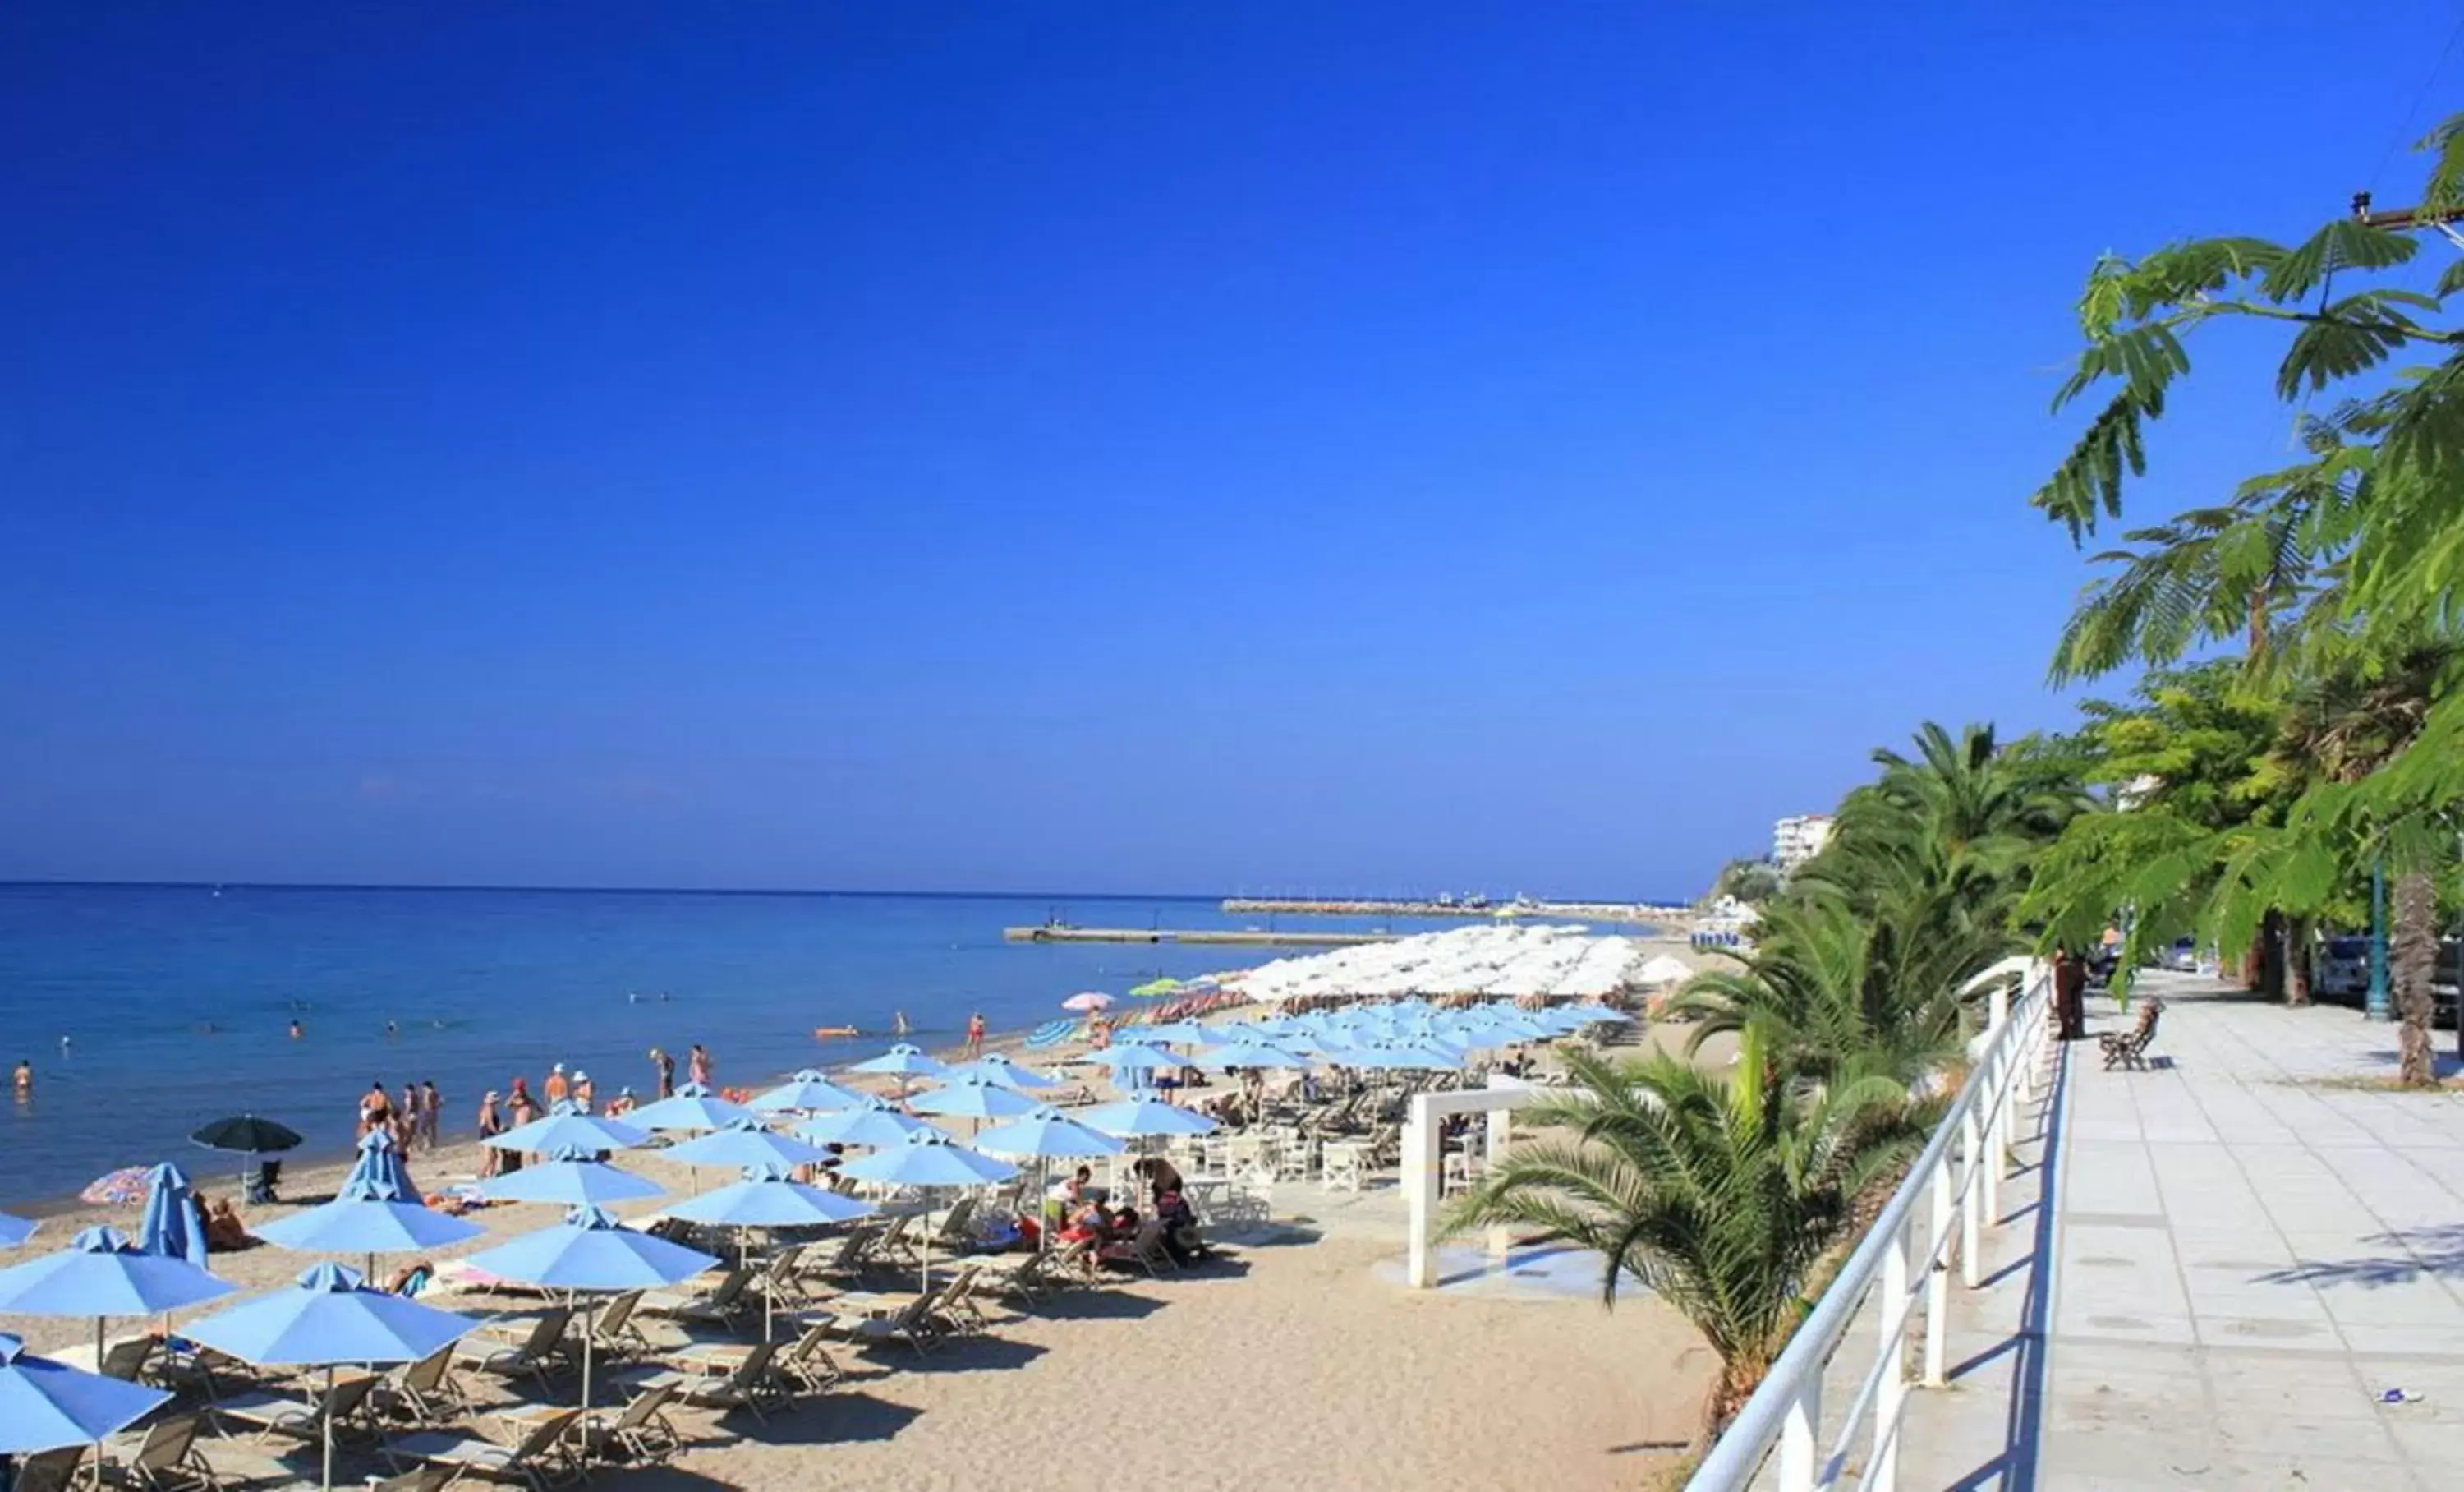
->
[1772,813,1834,874]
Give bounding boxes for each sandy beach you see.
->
[7,998,1728,1490]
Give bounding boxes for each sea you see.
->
[0,882,1492,1204]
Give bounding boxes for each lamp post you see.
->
[2368,862,2392,1023]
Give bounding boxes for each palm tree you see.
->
[1441,1033,1926,1448]
[1665,891,1999,1085]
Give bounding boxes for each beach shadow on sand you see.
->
[1026,1289,1167,1322]
[666,1390,923,1450]
[874,1337,1050,1375]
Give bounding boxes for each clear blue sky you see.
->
[2,2,2455,897]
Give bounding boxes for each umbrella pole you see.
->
[582,1301,595,1414]
[322,1364,336,1492]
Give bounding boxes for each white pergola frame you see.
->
[1401,1075,1546,1288]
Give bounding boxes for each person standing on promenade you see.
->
[418,1080,441,1151]
[965,1011,987,1059]
[543,1063,569,1107]
[2054,949,2088,1040]
[650,1047,675,1098]
[687,1043,711,1089]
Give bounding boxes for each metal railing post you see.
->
[1778,1382,1819,1492]
[1871,1215,1910,1492]
[1959,1105,1983,1289]
[1924,1162,1951,1385]
[1980,1046,2003,1227]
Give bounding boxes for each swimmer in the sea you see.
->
[288,1019,303,1040]
[385,1020,398,1040]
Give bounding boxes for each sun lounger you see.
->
[386,1407,585,1492]
[581,1381,683,1467]
[13,1447,87,1492]
[214,1373,378,1448]
[104,1411,218,1492]
[614,1341,790,1423]
[453,1306,573,1392]
[668,1319,841,1398]
[372,1342,467,1428]
[640,1268,753,1328]
[795,1223,880,1285]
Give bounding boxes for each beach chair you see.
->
[618,1342,790,1423]
[924,1196,978,1257]
[213,1372,379,1448]
[13,1447,87,1492]
[867,1213,919,1270]
[798,1223,880,1287]
[666,1319,841,1398]
[751,1243,811,1309]
[582,1382,683,1467]
[828,1272,967,1356]
[372,1342,467,1428]
[453,1306,573,1393]
[385,1407,584,1492]
[1099,1218,1178,1278]
[105,1411,218,1492]
[641,1268,754,1329]
[928,1263,993,1336]
[94,1335,160,1384]
[586,1289,650,1361]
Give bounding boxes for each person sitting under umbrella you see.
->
[203,1197,251,1253]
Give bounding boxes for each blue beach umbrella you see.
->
[136,1164,208,1269]
[0,1332,172,1454]
[0,1227,235,1367]
[664,1118,830,1172]
[836,1131,1018,1189]
[667,1164,878,1230]
[1563,1002,1639,1026]
[253,1177,485,1275]
[838,1135,1018,1290]
[342,1130,418,1200]
[848,1043,948,1080]
[461,1206,718,1410]
[935,1054,1065,1091]
[485,1108,648,1156]
[1074,1097,1219,1140]
[1191,1042,1312,1071]
[0,1213,34,1249]
[626,1084,761,1134]
[480,1146,664,1207]
[747,1071,870,1114]
[666,1166,876,1340]
[1075,1045,1177,1075]
[791,1099,940,1150]
[972,1108,1126,1160]
[181,1263,477,1492]
[910,1075,1041,1122]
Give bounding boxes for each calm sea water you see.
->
[0,883,1481,1202]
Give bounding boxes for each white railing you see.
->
[1686,965,2053,1492]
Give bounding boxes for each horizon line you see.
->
[0,877,1691,904]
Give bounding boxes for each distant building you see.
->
[1772,814,1834,874]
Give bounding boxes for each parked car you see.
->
[2315,936,2372,1006]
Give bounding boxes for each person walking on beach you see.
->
[572,1070,595,1114]
[476,1090,505,1179]
[418,1080,441,1151]
[965,1011,986,1059]
[543,1063,569,1107]
[687,1043,711,1089]
[650,1047,675,1098]
[360,1080,391,1140]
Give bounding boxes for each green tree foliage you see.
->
[1437,1029,1926,1448]
[1709,857,1784,905]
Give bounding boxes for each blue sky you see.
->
[2,2,2455,897]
